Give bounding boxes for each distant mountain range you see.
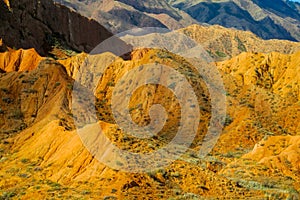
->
[169,0,300,41]
[55,0,300,41]
[53,0,198,33]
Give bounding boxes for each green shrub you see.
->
[21,158,30,164]
[11,110,23,119]
[1,191,17,199]
[224,114,233,126]
[2,97,13,104]
[54,82,61,87]
[216,51,227,58]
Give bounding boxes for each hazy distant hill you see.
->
[168,0,300,41]
[54,0,300,41]
[285,0,300,12]
[53,0,198,33]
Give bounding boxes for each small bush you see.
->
[107,82,115,87]
[224,115,233,126]
[1,191,17,199]
[81,190,91,195]
[0,88,9,93]
[223,151,236,158]
[216,51,227,58]
[116,161,124,166]
[19,74,25,79]
[11,110,23,119]
[67,83,73,90]
[21,158,30,164]
[2,97,13,104]
[46,180,61,190]
[54,82,61,87]
[22,89,38,94]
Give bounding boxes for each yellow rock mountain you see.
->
[0,32,300,199]
[0,48,43,72]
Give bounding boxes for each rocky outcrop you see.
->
[0,0,128,56]
[0,48,43,72]
[0,57,73,134]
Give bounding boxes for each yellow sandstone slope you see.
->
[0,48,265,199]
[180,24,300,60]
[0,48,43,72]
[216,51,300,199]
[0,41,300,198]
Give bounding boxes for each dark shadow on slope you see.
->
[0,0,131,57]
[173,1,297,41]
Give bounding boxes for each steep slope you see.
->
[169,0,300,41]
[201,50,300,199]
[0,48,43,72]
[0,120,264,199]
[214,51,300,152]
[0,58,73,135]
[234,0,300,41]
[0,0,126,57]
[217,51,300,101]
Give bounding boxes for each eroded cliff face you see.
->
[0,48,43,72]
[0,0,125,56]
